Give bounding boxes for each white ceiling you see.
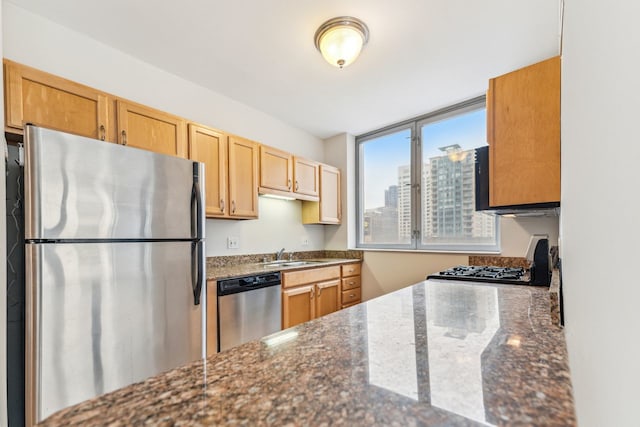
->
[8,0,561,139]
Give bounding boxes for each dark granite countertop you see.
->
[40,279,575,426]
[207,257,362,281]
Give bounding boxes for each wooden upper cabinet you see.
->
[228,135,259,218]
[259,145,293,193]
[188,124,227,217]
[4,59,113,141]
[487,56,561,207]
[116,100,187,157]
[293,157,320,201]
[302,164,341,224]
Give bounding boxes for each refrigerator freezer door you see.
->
[25,241,204,424]
[24,126,202,240]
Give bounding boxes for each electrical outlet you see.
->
[301,237,310,246]
[227,236,239,249]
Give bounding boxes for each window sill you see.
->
[351,247,501,255]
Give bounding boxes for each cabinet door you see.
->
[319,164,341,223]
[282,285,315,329]
[188,124,227,217]
[487,56,560,206]
[293,157,320,200]
[259,145,293,193]
[228,135,259,218]
[315,279,341,318]
[116,100,187,157]
[4,59,112,141]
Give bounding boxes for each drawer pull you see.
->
[349,281,354,285]
[349,293,355,298]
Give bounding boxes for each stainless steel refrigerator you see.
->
[23,125,206,425]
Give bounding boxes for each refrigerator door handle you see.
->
[191,162,205,240]
[192,241,204,306]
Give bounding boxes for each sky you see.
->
[362,109,486,209]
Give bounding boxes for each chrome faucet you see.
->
[275,248,285,260]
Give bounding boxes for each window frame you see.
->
[356,96,500,253]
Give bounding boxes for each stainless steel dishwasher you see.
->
[217,272,282,352]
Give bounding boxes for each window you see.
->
[356,97,499,252]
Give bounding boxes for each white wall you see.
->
[206,197,324,256]
[0,1,7,424]
[2,3,326,257]
[323,133,356,250]
[561,1,640,425]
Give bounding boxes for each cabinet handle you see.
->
[349,281,354,285]
[317,287,322,297]
[121,130,127,146]
[288,179,292,190]
[231,200,236,214]
[349,293,355,298]
[99,125,106,141]
[310,288,315,299]
[295,180,299,191]
[220,199,225,212]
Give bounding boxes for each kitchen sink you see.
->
[261,260,324,267]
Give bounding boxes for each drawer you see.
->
[341,276,361,291]
[282,265,341,288]
[342,287,361,305]
[341,263,361,277]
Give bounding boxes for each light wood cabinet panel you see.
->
[188,124,227,217]
[116,100,187,157]
[4,59,113,141]
[293,157,320,200]
[342,287,362,306]
[302,164,341,224]
[487,56,560,206]
[282,265,341,289]
[259,145,293,193]
[315,279,341,318]
[341,276,361,291]
[341,263,361,278]
[228,135,259,218]
[282,285,315,329]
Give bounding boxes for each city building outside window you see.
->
[356,97,499,252]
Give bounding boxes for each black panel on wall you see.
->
[6,144,25,427]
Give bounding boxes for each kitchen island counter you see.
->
[40,279,575,426]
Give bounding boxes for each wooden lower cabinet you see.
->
[282,285,315,328]
[282,263,362,328]
[315,279,341,318]
[282,266,341,329]
[341,263,362,308]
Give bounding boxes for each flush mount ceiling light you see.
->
[314,16,369,69]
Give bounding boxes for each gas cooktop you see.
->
[427,265,533,285]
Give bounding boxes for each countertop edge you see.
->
[207,258,362,281]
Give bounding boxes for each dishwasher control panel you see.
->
[217,272,282,296]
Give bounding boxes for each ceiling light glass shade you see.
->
[314,17,369,68]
